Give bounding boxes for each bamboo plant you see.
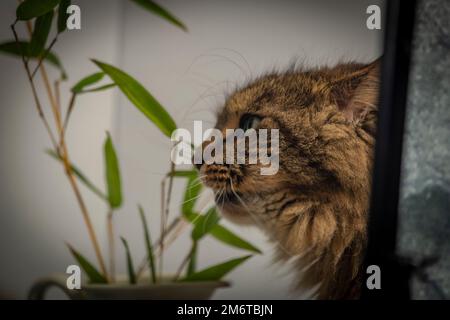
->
[0,0,261,285]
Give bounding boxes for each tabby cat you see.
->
[196,60,380,299]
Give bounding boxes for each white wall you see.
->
[0,0,122,299]
[0,0,383,299]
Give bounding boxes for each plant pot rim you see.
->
[29,274,230,300]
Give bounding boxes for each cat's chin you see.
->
[216,204,254,226]
[213,191,259,225]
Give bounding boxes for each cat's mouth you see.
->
[213,190,255,225]
[214,191,242,206]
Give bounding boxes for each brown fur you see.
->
[197,60,380,299]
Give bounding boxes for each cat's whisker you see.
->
[228,178,265,228]
[190,173,206,179]
[194,174,207,181]
[179,80,229,124]
[180,194,203,206]
[185,53,249,80]
[201,198,218,234]
[189,200,215,232]
[187,71,217,88]
[189,211,204,226]
[209,47,253,79]
[228,178,293,256]
[215,187,225,210]
[187,178,205,190]
[184,175,206,201]
[221,187,228,209]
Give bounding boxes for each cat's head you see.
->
[196,60,380,227]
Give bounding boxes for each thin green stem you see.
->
[107,209,115,282]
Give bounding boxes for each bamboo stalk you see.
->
[173,242,196,280]
[62,93,76,137]
[10,24,58,150]
[158,177,166,281]
[14,16,109,279]
[158,162,176,280]
[54,79,61,113]
[31,35,58,79]
[135,217,189,279]
[107,210,115,282]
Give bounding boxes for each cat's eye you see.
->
[239,114,261,131]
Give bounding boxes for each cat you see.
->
[195,59,380,299]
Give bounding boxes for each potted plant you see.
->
[1,0,261,299]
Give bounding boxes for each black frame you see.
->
[362,0,417,299]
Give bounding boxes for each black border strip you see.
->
[362,0,417,299]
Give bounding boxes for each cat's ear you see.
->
[330,59,380,134]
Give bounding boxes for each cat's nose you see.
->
[193,140,212,170]
[193,157,203,171]
[193,145,204,171]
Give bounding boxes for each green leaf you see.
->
[130,0,187,32]
[138,205,157,283]
[184,211,261,254]
[0,41,29,57]
[184,211,199,224]
[182,172,202,216]
[30,10,54,56]
[168,169,203,220]
[210,224,262,254]
[120,237,137,284]
[104,132,122,208]
[187,241,198,276]
[67,244,107,283]
[169,169,197,178]
[71,72,105,93]
[57,0,71,33]
[79,83,116,94]
[191,207,220,241]
[0,41,66,78]
[16,0,61,21]
[45,149,107,201]
[180,255,252,282]
[93,59,177,137]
